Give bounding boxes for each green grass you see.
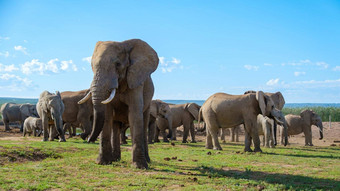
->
[0,137,339,190]
[282,107,340,122]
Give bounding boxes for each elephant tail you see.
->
[197,108,206,132]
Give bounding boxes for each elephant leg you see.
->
[55,117,66,142]
[49,125,54,141]
[189,121,196,143]
[120,126,128,145]
[23,128,26,137]
[97,105,114,165]
[148,120,155,144]
[250,127,262,152]
[63,123,72,138]
[235,127,239,142]
[244,127,253,152]
[20,122,24,132]
[220,128,226,143]
[171,126,177,141]
[129,92,148,169]
[262,135,265,147]
[72,126,77,137]
[161,129,169,142]
[154,126,160,143]
[4,120,11,131]
[143,107,151,163]
[230,128,235,142]
[182,121,190,143]
[205,127,213,149]
[205,115,222,150]
[111,121,121,161]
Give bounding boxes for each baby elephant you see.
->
[257,114,275,148]
[23,117,43,137]
[282,109,323,146]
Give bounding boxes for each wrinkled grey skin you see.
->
[0,103,38,131]
[78,39,158,169]
[61,89,93,140]
[257,114,275,148]
[150,100,172,143]
[159,103,200,143]
[23,117,42,137]
[282,109,323,146]
[37,91,66,142]
[199,91,288,152]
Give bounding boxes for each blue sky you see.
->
[0,0,339,103]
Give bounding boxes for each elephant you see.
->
[257,114,275,148]
[37,91,66,142]
[61,89,93,140]
[156,103,200,143]
[220,125,241,143]
[23,116,42,137]
[281,109,323,146]
[77,39,158,169]
[199,91,288,152]
[149,100,172,143]
[0,103,38,131]
[244,90,285,145]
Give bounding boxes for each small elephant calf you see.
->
[23,117,42,137]
[257,114,275,148]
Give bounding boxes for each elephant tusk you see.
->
[101,89,116,104]
[78,91,92,104]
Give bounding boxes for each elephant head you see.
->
[256,91,288,146]
[78,39,158,142]
[300,109,323,140]
[20,104,38,118]
[185,103,200,120]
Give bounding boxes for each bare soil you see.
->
[1,122,340,147]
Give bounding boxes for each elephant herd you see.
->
[0,39,324,169]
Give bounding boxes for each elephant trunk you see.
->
[87,91,107,143]
[167,117,172,139]
[283,122,288,146]
[317,121,323,140]
[273,121,277,146]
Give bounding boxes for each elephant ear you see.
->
[256,91,267,115]
[271,92,285,110]
[150,100,158,118]
[19,105,30,118]
[186,103,200,120]
[126,40,159,89]
[300,109,312,125]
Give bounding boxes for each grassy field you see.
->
[0,137,339,190]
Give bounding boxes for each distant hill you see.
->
[0,97,38,106]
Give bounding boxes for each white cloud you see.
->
[14,45,29,55]
[333,66,340,71]
[82,56,92,64]
[0,73,32,91]
[263,63,272,66]
[0,36,10,40]
[266,78,279,86]
[0,64,19,72]
[21,58,77,75]
[244,65,259,71]
[316,62,328,69]
[294,71,306,76]
[0,51,9,57]
[159,56,182,73]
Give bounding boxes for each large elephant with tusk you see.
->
[78,39,158,169]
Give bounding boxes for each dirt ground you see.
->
[1,122,340,147]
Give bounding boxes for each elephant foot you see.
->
[213,147,222,150]
[96,155,113,165]
[191,140,197,143]
[132,160,148,169]
[80,133,87,140]
[154,139,160,143]
[148,141,154,144]
[222,140,226,143]
[72,133,76,136]
[59,138,66,142]
[244,148,253,152]
[42,138,48,142]
[49,138,54,141]
[171,137,177,141]
[182,140,188,143]
[112,153,121,162]
[163,139,169,143]
[254,148,263,153]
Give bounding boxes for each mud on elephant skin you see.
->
[37,91,66,142]
[149,100,172,143]
[199,91,288,152]
[0,103,38,131]
[61,89,93,140]
[78,39,158,169]
[162,103,200,143]
[281,109,323,146]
